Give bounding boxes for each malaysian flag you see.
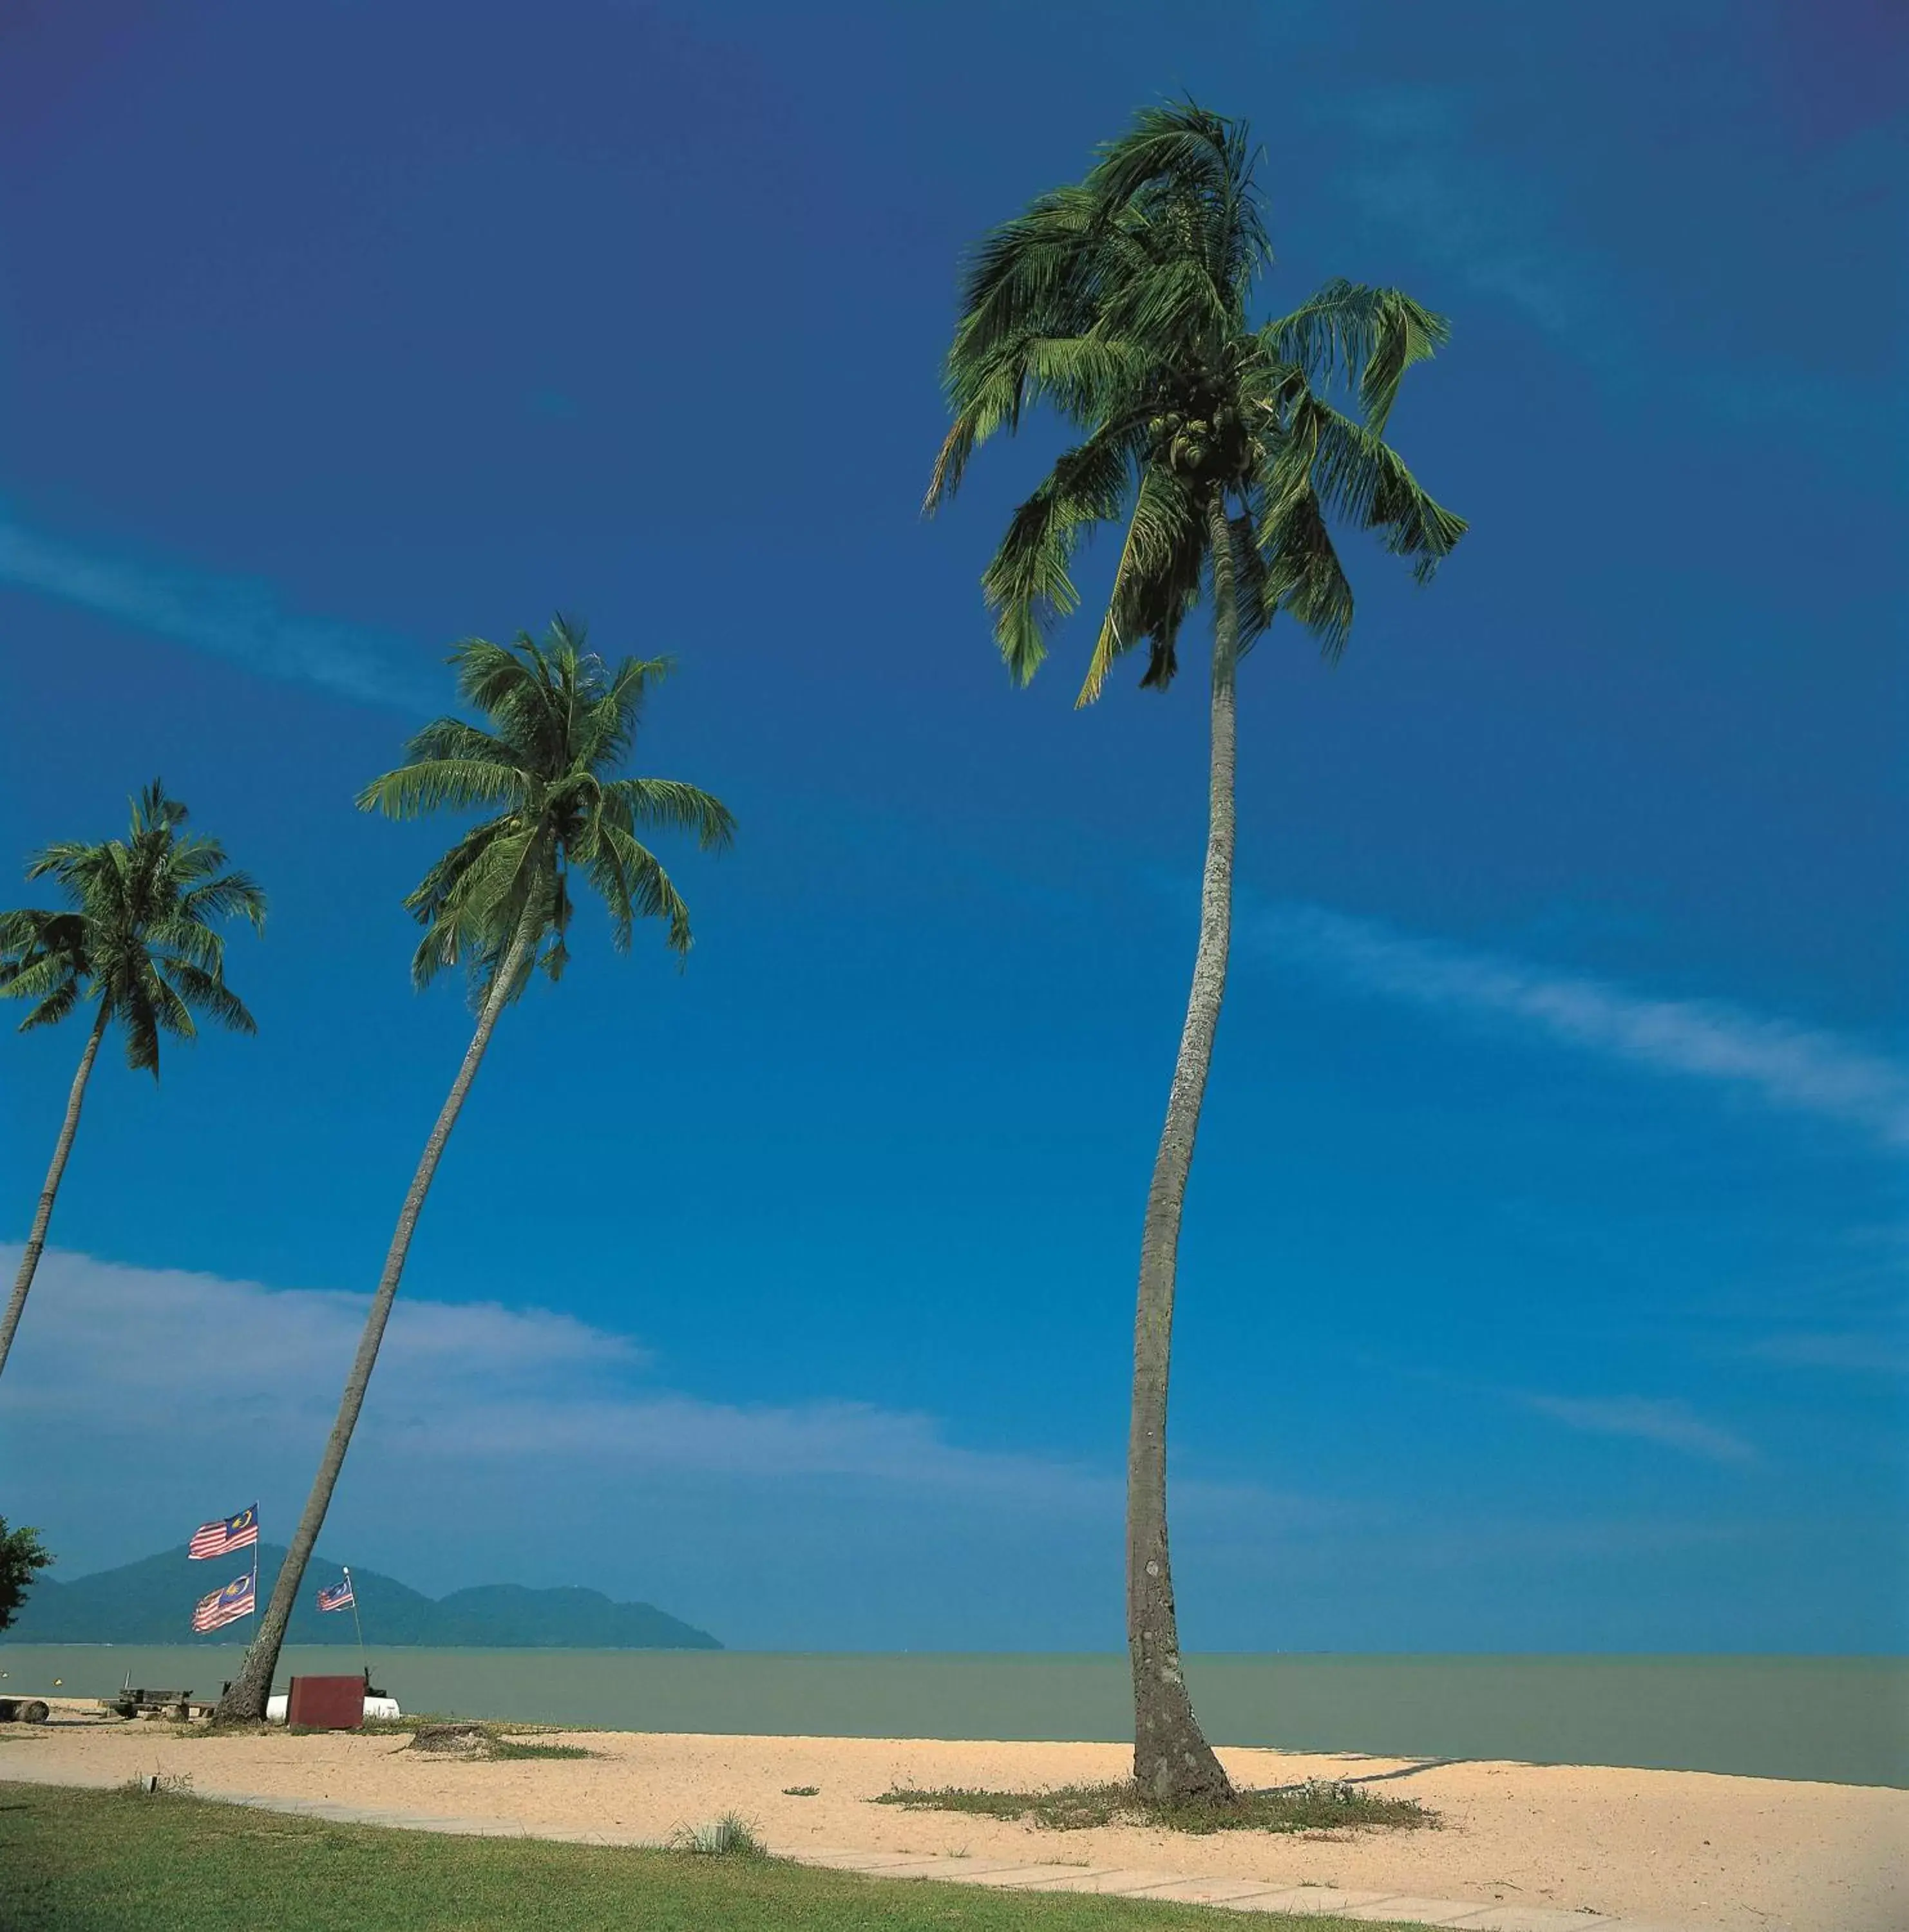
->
[191,1570,256,1633]
[188,1505,259,1561]
[316,1574,356,1613]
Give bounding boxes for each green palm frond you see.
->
[1260,281,1452,436]
[176,871,268,931]
[928,334,1148,513]
[357,759,531,820]
[1076,459,1201,705]
[598,822,693,956]
[1228,510,1274,654]
[1083,102,1268,283]
[602,778,736,851]
[982,426,1137,684]
[1266,391,1467,584]
[157,957,258,1034]
[120,1001,161,1076]
[944,185,1106,373]
[1,783,265,1075]
[17,976,82,1032]
[399,715,525,770]
[930,97,1463,701]
[364,618,729,1000]
[144,913,223,978]
[2,949,79,1007]
[1261,479,1355,659]
[22,842,97,889]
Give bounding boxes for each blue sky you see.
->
[1,0,1903,1652]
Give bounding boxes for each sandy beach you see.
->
[4,1712,1903,1931]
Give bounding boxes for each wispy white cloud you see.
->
[0,1247,1110,1502]
[0,511,432,709]
[0,1247,1353,1632]
[1257,904,1909,1151]
[1320,84,1873,438]
[1746,1331,1909,1377]
[1521,1392,1756,1465]
[3,1251,1868,1647]
[1332,85,1613,355]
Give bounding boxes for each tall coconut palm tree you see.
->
[0,782,265,1383]
[926,102,1465,1800]
[215,618,733,1721]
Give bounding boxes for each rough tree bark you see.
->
[1127,495,1240,1802]
[214,926,536,1722]
[0,1002,108,1383]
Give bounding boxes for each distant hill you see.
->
[7,1545,721,1650]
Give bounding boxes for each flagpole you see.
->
[224,1507,262,1683]
[247,1506,260,1663]
[346,1566,369,1683]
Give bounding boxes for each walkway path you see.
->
[3,1765,1693,1931]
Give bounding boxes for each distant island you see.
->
[6,1544,721,1650]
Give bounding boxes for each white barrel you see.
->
[363,1696,401,1720]
[263,1692,399,1723]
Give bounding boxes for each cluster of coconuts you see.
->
[1146,402,1259,480]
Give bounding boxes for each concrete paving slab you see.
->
[1550,1923,1681,1932]
[792,1848,933,1870]
[1034,1868,1204,1895]
[1110,1877,1288,1905]
[1227,1889,1410,1917]
[1338,1897,1507,1925]
[1440,1911,1630,1931]
[953,1862,1122,1888]
[898,1857,1050,1879]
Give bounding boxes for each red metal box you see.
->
[285,1674,365,1729]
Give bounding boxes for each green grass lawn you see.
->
[0,1781,1439,1931]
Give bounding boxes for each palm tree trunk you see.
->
[0,1003,108,1385]
[1127,497,1240,1803]
[214,928,535,1722]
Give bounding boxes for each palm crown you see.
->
[0,781,267,1074]
[356,616,736,994]
[925,101,1466,701]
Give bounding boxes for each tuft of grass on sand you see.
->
[186,1712,609,1745]
[356,1713,610,1739]
[1,1779,1450,1932]
[874,1777,1436,1836]
[118,1774,195,1797]
[669,1810,771,1857]
[399,1720,596,1761]
[782,1784,821,1797]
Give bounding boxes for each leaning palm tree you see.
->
[0,782,265,1382]
[926,102,1465,1800]
[215,618,733,1721]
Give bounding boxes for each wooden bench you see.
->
[102,1688,209,1721]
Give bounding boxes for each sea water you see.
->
[2,1648,1901,1788]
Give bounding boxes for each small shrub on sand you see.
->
[403,1722,594,1761]
[358,1713,606,1739]
[669,1812,770,1857]
[875,1777,1434,1837]
[781,1785,820,1797]
[404,1722,491,1757]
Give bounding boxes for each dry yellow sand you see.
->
[5,1714,1903,1932]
